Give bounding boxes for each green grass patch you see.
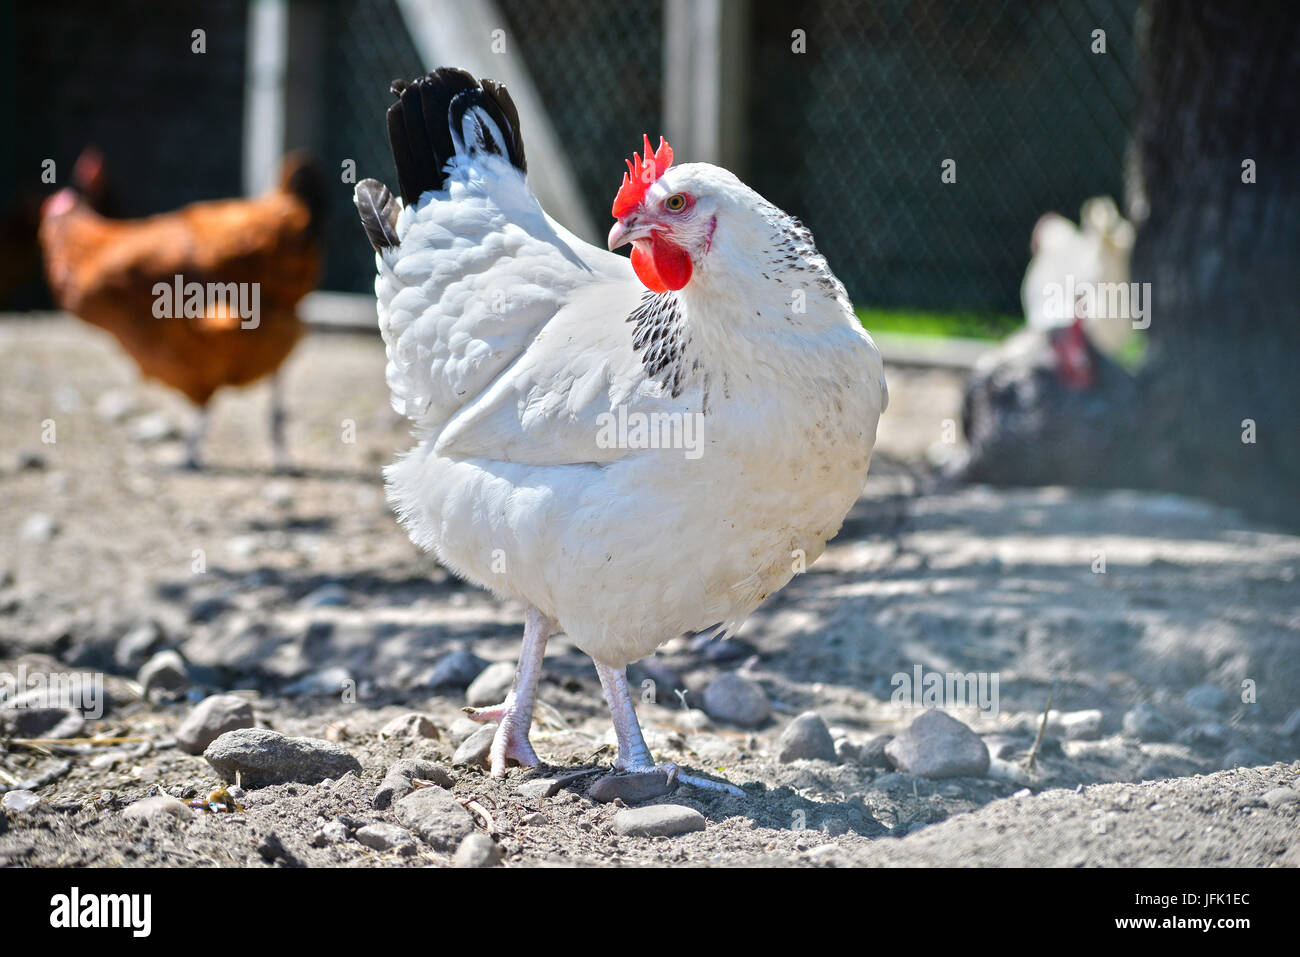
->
[856,307,1022,341]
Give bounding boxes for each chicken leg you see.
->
[594,659,744,795]
[268,372,290,471]
[183,407,209,470]
[463,605,555,776]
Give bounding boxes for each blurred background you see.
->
[2,0,1137,330]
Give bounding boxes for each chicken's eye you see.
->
[665,193,686,212]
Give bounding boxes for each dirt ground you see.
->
[1,315,1298,867]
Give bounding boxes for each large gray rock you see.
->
[588,770,674,804]
[175,694,255,755]
[204,728,361,787]
[777,712,838,763]
[452,724,496,769]
[885,710,990,779]
[394,786,475,851]
[611,804,707,837]
[702,673,770,728]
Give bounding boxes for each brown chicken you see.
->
[39,151,325,468]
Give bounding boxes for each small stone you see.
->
[204,728,362,787]
[453,831,502,867]
[379,713,440,740]
[857,734,895,768]
[987,758,1030,784]
[588,770,675,804]
[373,759,454,809]
[834,739,860,763]
[1262,787,1300,808]
[884,709,990,779]
[175,694,255,755]
[130,411,179,444]
[1184,684,1230,715]
[15,448,46,470]
[701,673,770,728]
[309,821,349,847]
[394,786,475,851]
[356,822,415,852]
[677,709,712,732]
[777,711,838,763]
[298,584,350,608]
[114,621,166,670]
[1,790,39,813]
[611,804,706,837]
[1221,747,1270,769]
[452,724,496,769]
[1057,709,1104,740]
[122,796,190,824]
[520,811,548,826]
[284,666,353,698]
[427,649,489,689]
[20,513,58,542]
[516,778,564,801]
[95,388,136,422]
[2,707,83,739]
[137,650,188,698]
[1179,722,1229,751]
[1122,703,1175,742]
[465,661,517,708]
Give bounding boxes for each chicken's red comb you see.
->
[611,135,673,218]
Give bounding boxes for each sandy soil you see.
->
[1,316,1297,867]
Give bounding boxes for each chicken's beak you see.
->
[607,217,654,251]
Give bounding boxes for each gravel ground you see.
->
[1,315,1298,868]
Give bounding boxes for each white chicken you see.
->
[355,69,887,793]
[1021,196,1136,389]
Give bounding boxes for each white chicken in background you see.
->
[1021,196,1136,389]
[355,69,887,793]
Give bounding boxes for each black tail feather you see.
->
[354,178,400,251]
[385,68,527,206]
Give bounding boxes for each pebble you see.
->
[130,411,179,443]
[452,724,497,769]
[1057,709,1104,740]
[298,584,350,608]
[2,707,83,739]
[611,804,707,837]
[885,709,990,779]
[588,770,675,804]
[1184,684,1230,715]
[427,649,488,689]
[1262,787,1300,808]
[777,711,838,763]
[677,709,712,732]
[284,666,354,698]
[394,786,475,851]
[373,759,454,810]
[1122,703,1176,742]
[309,821,349,847]
[701,673,770,728]
[355,822,415,852]
[1179,722,1229,750]
[137,649,188,698]
[122,796,190,824]
[175,694,255,755]
[379,713,440,740]
[204,728,362,787]
[834,739,860,763]
[857,734,895,768]
[453,831,502,867]
[1,790,39,813]
[987,757,1031,784]
[516,777,564,801]
[20,513,58,542]
[465,661,517,708]
[95,388,136,422]
[114,620,166,670]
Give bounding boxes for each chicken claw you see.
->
[465,606,554,778]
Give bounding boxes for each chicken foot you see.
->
[463,605,555,776]
[594,659,744,796]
